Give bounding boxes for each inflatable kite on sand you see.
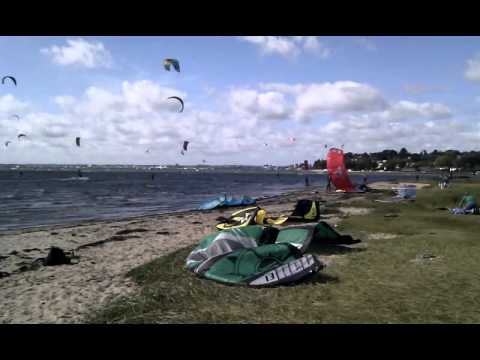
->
[326,148,356,192]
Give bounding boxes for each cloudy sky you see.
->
[1,36,480,165]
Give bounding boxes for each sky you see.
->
[1,36,480,165]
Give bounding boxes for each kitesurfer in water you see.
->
[77,169,83,178]
[151,173,155,181]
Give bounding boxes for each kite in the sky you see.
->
[168,96,184,113]
[163,59,180,72]
[2,76,17,86]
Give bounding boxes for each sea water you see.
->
[0,166,429,232]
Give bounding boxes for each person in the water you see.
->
[77,169,83,178]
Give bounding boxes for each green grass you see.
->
[87,181,480,323]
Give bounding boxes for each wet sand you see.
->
[0,186,376,324]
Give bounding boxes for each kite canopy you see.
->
[76,137,81,147]
[186,224,323,286]
[198,195,256,210]
[5,141,11,147]
[326,148,355,192]
[186,221,359,287]
[168,96,184,112]
[180,141,189,155]
[17,134,26,140]
[2,76,17,86]
[163,58,180,72]
[10,114,20,120]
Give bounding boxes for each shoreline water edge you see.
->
[0,184,357,323]
[0,178,444,323]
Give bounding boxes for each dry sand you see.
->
[0,187,376,324]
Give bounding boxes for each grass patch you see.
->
[88,181,480,323]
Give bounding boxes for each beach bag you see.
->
[43,247,72,266]
[289,199,320,221]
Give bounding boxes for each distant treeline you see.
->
[311,148,480,171]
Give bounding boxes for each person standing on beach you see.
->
[358,174,368,191]
[444,175,450,188]
[303,160,309,186]
[326,174,332,192]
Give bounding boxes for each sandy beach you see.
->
[0,181,427,324]
[0,185,363,324]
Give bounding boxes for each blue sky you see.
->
[1,36,480,165]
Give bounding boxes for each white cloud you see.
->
[1,81,274,165]
[302,36,331,58]
[41,38,113,68]
[239,36,330,59]
[260,81,388,118]
[0,94,29,116]
[259,82,452,123]
[0,79,468,166]
[465,53,480,82]
[304,117,476,154]
[293,81,387,120]
[384,101,452,121]
[229,88,291,120]
[355,37,377,51]
[239,36,300,58]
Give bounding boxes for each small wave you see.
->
[30,201,54,208]
[0,194,15,199]
[58,177,90,181]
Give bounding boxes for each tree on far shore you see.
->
[312,148,480,171]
